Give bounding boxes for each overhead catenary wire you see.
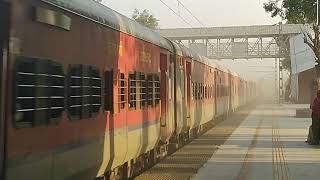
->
[158,0,215,52]
[175,0,206,27]
[159,0,195,27]
[158,0,212,53]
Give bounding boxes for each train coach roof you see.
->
[174,44,240,77]
[210,59,232,74]
[171,45,225,72]
[41,0,173,51]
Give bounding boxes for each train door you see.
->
[229,75,232,112]
[160,53,167,126]
[214,71,217,116]
[186,61,191,119]
[0,1,10,178]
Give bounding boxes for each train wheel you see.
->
[127,160,134,179]
[95,176,106,180]
[109,166,126,180]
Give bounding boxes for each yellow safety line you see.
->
[272,119,290,180]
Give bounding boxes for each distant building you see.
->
[289,34,316,104]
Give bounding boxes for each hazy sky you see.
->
[102,0,282,28]
[101,0,282,84]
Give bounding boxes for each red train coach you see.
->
[1,0,173,179]
[0,0,256,179]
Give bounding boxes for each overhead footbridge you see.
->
[157,24,306,59]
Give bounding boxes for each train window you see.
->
[129,73,137,109]
[140,73,147,108]
[198,83,201,100]
[200,84,202,99]
[194,83,196,100]
[130,72,151,109]
[198,84,200,99]
[147,74,154,106]
[204,85,207,99]
[195,83,197,100]
[91,67,102,114]
[192,83,195,100]
[154,74,161,105]
[202,84,205,99]
[119,73,126,110]
[105,70,113,112]
[199,84,202,99]
[68,65,102,120]
[194,83,198,100]
[14,57,65,128]
[203,85,206,99]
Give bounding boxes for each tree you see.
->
[304,25,320,71]
[282,57,291,73]
[132,9,159,29]
[263,0,319,101]
[263,0,316,24]
[264,1,320,71]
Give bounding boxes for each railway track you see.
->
[134,105,255,180]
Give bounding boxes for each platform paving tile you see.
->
[192,104,320,180]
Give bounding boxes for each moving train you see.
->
[0,0,256,179]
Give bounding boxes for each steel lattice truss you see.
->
[157,24,306,59]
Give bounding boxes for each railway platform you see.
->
[135,103,320,180]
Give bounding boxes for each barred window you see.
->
[198,84,201,99]
[129,73,137,109]
[154,74,160,105]
[201,84,204,99]
[194,83,196,100]
[199,83,201,100]
[146,74,161,106]
[68,65,101,120]
[192,83,195,100]
[196,83,200,100]
[147,74,154,106]
[140,73,147,108]
[129,72,155,109]
[14,57,65,128]
[118,73,126,110]
[205,85,207,99]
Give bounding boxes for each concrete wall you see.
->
[289,34,316,103]
[298,68,316,104]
